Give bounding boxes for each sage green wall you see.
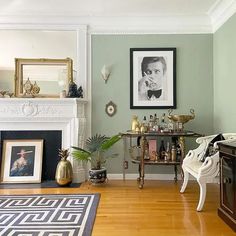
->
[213,13,236,132]
[91,34,213,174]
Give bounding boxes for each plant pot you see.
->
[89,167,107,184]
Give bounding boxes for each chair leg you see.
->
[196,180,206,212]
[180,169,189,193]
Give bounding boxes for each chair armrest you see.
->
[183,148,203,164]
[198,152,219,177]
[214,137,236,148]
[185,137,211,162]
[196,134,218,144]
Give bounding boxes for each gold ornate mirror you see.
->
[15,58,73,97]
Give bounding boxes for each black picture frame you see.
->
[130,48,176,109]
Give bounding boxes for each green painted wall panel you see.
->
[91,34,213,174]
[213,13,236,132]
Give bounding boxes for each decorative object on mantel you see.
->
[31,81,40,95]
[101,64,111,83]
[55,148,73,186]
[67,81,83,98]
[105,101,117,117]
[60,89,67,98]
[77,85,83,98]
[71,134,121,184]
[23,78,34,97]
[22,79,40,98]
[0,91,14,98]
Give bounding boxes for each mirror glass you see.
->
[15,58,73,97]
[0,30,77,96]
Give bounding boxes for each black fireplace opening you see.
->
[0,130,62,181]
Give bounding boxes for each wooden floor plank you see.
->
[0,180,234,236]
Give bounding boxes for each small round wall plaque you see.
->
[105,101,117,117]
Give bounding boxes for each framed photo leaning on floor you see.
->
[130,48,176,109]
[0,139,43,183]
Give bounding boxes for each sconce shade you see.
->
[101,64,111,83]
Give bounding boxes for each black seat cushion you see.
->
[200,134,225,162]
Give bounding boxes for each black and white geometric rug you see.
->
[0,194,100,236]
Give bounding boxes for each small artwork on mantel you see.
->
[0,139,43,184]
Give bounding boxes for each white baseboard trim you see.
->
[107,173,182,180]
[107,173,219,183]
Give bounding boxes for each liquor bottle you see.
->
[168,119,175,132]
[166,141,171,161]
[159,139,166,160]
[160,113,168,132]
[140,116,148,133]
[171,144,177,162]
[148,115,154,131]
[153,113,159,132]
[176,143,182,161]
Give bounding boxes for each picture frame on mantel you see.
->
[130,48,176,109]
[0,139,43,183]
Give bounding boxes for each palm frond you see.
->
[85,134,108,152]
[71,148,91,162]
[71,146,90,155]
[101,134,121,151]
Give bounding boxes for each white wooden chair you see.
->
[180,133,236,211]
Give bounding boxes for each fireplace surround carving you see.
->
[0,98,87,183]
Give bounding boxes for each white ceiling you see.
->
[0,0,219,16]
[0,0,235,33]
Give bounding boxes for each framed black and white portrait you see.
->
[0,139,43,183]
[130,48,176,109]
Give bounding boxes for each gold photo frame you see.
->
[14,58,73,98]
[0,139,43,183]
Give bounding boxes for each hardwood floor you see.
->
[0,180,235,236]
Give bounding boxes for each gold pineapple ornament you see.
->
[55,148,73,186]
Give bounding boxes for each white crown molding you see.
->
[0,21,87,31]
[0,14,212,34]
[208,0,236,32]
[86,15,212,34]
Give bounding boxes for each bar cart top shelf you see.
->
[120,130,201,137]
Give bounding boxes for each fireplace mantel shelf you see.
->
[0,98,87,119]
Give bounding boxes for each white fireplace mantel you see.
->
[0,97,88,183]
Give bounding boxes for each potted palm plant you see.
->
[71,134,121,184]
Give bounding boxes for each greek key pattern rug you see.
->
[0,194,100,236]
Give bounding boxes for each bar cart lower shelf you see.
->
[131,159,180,188]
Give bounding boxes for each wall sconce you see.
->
[101,64,111,83]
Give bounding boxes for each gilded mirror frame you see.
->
[14,58,73,98]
